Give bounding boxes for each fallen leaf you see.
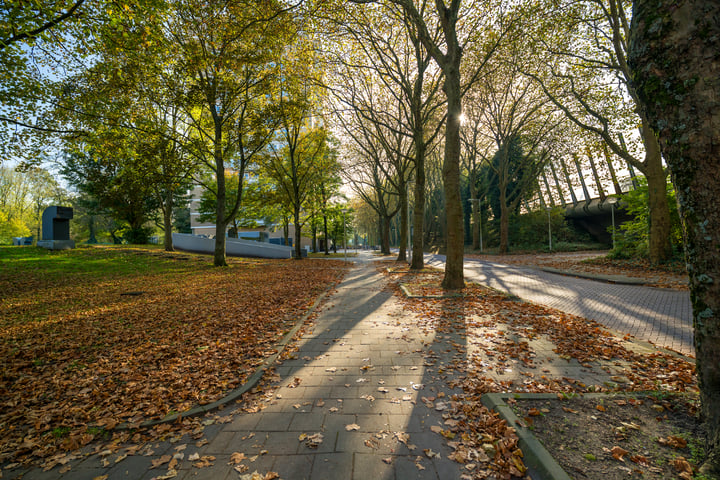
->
[150,455,172,469]
[672,457,693,475]
[345,424,360,431]
[610,446,629,461]
[229,452,246,464]
[424,449,440,459]
[659,435,688,449]
[193,455,215,468]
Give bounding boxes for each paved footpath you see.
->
[426,254,694,356]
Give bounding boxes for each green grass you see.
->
[0,245,194,281]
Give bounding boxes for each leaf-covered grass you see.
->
[0,246,348,464]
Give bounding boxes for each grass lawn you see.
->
[0,245,348,464]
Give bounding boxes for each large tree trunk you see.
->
[213,161,227,266]
[212,119,227,267]
[441,59,465,290]
[630,2,720,474]
[397,178,408,262]
[411,136,426,270]
[642,125,673,263]
[381,215,391,255]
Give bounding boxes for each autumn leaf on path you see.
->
[424,449,440,459]
[229,452,246,464]
[193,455,215,468]
[150,455,172,469]
[153,471,178,480]
[345,424,360,431]
[238,472,280,480]
[299,433,324,448]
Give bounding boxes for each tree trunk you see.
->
[311,221,317,253]
[163,189,174,252]
[630,2,720,474]
[213,121,227,267]
[499,187,509,255]
[294,207,302,260]
[411,137,426,270]
[642,124,673,263]
[283,217,289,247]
[440,59,465,290]
[397,177,408,262]
[381,215,391,255]
[87,215,97,244]
[323,214,329,254]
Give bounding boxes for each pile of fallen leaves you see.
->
[0,246,347,466]
[381,261,697,479]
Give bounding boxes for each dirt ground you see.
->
[512,393,707,479]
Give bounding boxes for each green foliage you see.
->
[173,207,191,234]
[197,174,277,236]
[0,165,67,243]
[61,151,159,244]
[610,177,683,259]
[484,207,595,252]
[483,136,536,220]
[0,210,31,244]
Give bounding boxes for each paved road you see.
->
[425,254,694,357]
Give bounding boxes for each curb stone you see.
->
[482,393,573,480]
[538,267,648,285]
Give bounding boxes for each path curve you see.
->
[424,254,694,357]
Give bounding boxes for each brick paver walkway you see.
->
[426,254,694,356]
